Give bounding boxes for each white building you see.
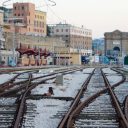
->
[48,23,92,56]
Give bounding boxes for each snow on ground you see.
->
[25,99,71,128]
[106,75,122,85]
[32,67,66,78]
[83,68,94,73]
[102,68,122,85]
[0,74,16,84]
[114,83,128,103]
[0,98,16,105]
[102,68,117,74]
[31,69,91,97]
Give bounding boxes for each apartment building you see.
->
[12,2,47,36]
[48,24,92,55]
[0,3,46,36]
[34,10,46,36]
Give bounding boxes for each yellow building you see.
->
[34,10,47,36]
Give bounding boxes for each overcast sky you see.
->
[1,0,128,38]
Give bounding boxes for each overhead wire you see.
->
[44,0,65,23]
[2,0,12,6]
[47,0,56,6]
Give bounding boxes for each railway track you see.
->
[0,67,127,128]
[0,66,85,127]
[58,68,128,128]
[0,67,82,96]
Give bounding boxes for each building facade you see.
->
[0,10,4,25]
[92,38,104,55]
[0,3,46,36]
[34,10,46,36]
[12,2,47,36]
[0,10,5,50]
[104,30,128,57]
[0,7,12,23]
[48,24,92,55]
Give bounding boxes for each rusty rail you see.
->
[101,69,128,128]
[125,96,128,121]
[12,73,32,128]
[66,68,126,128]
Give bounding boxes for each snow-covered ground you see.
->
[0,98,16,105]
[102,68,117,74]
[114,82,128,104]
[23,99,71,128]
[106,75,122,85]
[23,68,94,128]
[0,74,17,84]
[31,68,95,97]
[102,68,122,85]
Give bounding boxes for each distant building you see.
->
[0,10,4,25]
[0,6,13,23]
[92,38,104,55]
[34,10,47,36]
[0,3,47,36]
[104,30,128,57]
[12,2,47,36]
[48,23,92,55]
[0,11,5,50]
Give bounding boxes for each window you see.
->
[18,14,20,16]
[37,21,38,27]
[56,29,59,32]
[66,29,68,32]
[40,21,41,27]
[34,21,36,27]
[14,6,16,10]
[22,6,24,10]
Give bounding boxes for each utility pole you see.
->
[12,21,16,66]
[0,26,2,64]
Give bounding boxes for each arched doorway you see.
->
[113,46,120,56]
[113,47,120,51]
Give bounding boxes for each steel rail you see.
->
[101,69,128,128]
[12,73,32,128]
[125,96,128,121]
[58,69,95,128]
[66,68,126,128]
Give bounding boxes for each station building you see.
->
[104,30,128,57]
